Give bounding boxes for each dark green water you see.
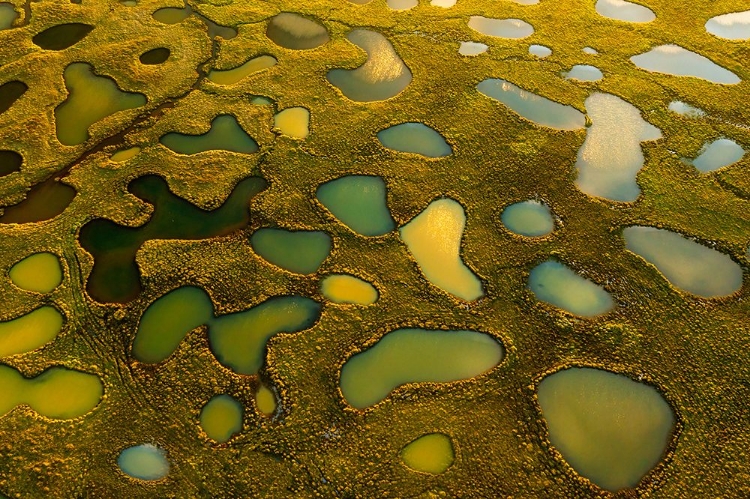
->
[79,175,267,303]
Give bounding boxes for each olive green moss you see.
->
[0,0,748,497]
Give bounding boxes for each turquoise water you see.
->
[117,444,169,481]
[251,229,332,274]
[528,260,614,317]
[316,175,395,236]
[160,115,258,155]
[501,200,554,237]
[377,123,452,158]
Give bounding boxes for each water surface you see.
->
[208,56,277,85]
[399,199,484,301]
[528,45,551,57]
[32,23,93,50]
[575,93,661,202]
[459,42,487,56]
[377,123,452,158]
[668,100,705,118]
[528,260,614,317]
[0,3,17,29]
[251,229,332,274]
[501,200,554,237]
[316,175,395,236]
[387,0,417,10]
[9,252,62,293]
[256,384,277,415]
[266,13,329,49]
[117,444,169,481]
[537,367,674,491]
[139,48,170,65]
[132,286,214,363]
[327,30,412,102]
[55,63,146,146]
[477,79,585,130]
[0,365,103,419]
[0,307,63,357]
[274,107,310,139]
[623,226,743,297]
[565,65,603,82]
[0,150,22,176]
[705,10,750,40]
[631,45,741,85]
[200,395,243,443]
[321,274,378,305]
[110,147,141,162]
[595,0,655,23]
[0,179,76,224]
[690,138,744,173]
[80,175,266,303]
[208,296,321,375]
[160,115,258,154]
[133,287,321,374]
[400,433,454,474]
[0,81,27,114]
[468,17,534,38]
[340,328,504,408]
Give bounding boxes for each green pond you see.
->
[0,365,103,419]
[340,328,504,409]
[537,367,675,491]
[160,115,259,155]
[528,260,615,317]
[0,306,63,357]
[80,175,266,302]
[55,63,146,146]
[200,395,243,443]
[400,433,455,474]
[250,229,332,274]
[133,286,321,375]
[316,175,395,236]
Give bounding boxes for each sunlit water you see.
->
[623,226,743,298]
[399,199,484,301]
